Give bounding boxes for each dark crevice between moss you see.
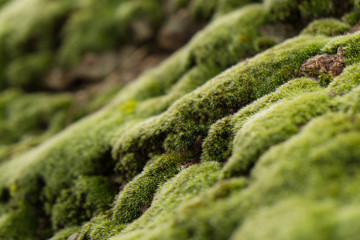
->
[115,131,168,183]
[0,188,10,203]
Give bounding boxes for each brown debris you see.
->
[158,9,202,51]
[346,22,360,34]
[131,18,155,44]
[140,203,151,213]
[328,91,338,98]
[300,47,346,79]
[178,158,200,169]
[45,46,169,91]
[67,233,79,240]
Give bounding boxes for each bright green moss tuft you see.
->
[50,226,80,240]
[111,162,221,240]
[201,77,321,163]
[229,198,337,240]
[322,31,360,65]
[78,213,126,240]
[112,153,185,224]
[301,18,351,37]
[190,4,268,67]
[221,90,332,178]
[328,63,360,94]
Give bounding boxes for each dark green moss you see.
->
[51,176,116,230]
[0,206,39,240]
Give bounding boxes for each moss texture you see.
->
[1,0,360,239]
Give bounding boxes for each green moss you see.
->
[162,35,327,153]
[264,0,298,21]
[0,206,39,240]
[301,18,351,37]
[5,51,53,90]
[299,0,334,19]
[190,4,268,67]
[50,226,80,240]
[114,35,328,180]
[229,198,337,240]
[59,0,163,66]
[221,90,332,178]
[215,0,256,17]
[265,0,353,22]
[322,31,360,65]
[189,0,218,21]
[342,10,360,25]
[201,77,321,163]
[0,92,72,145]
[135,64,224,117]
[112,4,274,180]
[328,63,360,94]
[253,36,277,51]
[51,176,116,230]
[2,1,360,239]
[78,213,126,240]
[0,0,72,88]
[111,111,360,240]
[111,162,221,240]
[112,153,185,224]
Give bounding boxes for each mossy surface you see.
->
[1,1,360,240]
[301,18,351,36]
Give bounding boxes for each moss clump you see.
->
[111,162,221,240]
[221,90,331,178]
[50,226,80,240]
[113,35,328,183]
[264,0,298,21]
[0,206,39,240]
[301,18,351,36]
[322,31,360,65]
[253,36,277,52]
[0,91,72,146]
[111,110,360,240]
[328,63,360,94]
[51,176,116,230]
[2,1,360,240]
[0,0,71,89]
[171,0,256,21]
[60,0,163,66]
[112,153,186,224]
[5,52,53,90]
[265,0,353,22]
[201,77,321,163]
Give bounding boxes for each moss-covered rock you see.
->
[301,18,351,36]
[1,1,360,240]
